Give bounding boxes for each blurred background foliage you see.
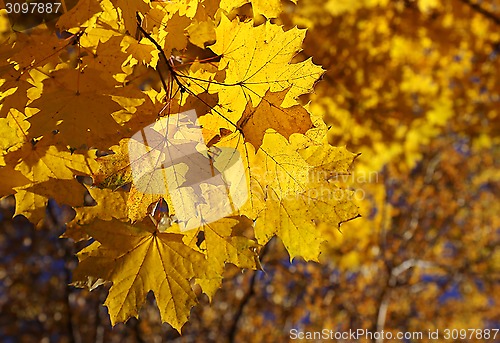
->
[1,0,499,342]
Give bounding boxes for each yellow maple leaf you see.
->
[64,185,129,241]
[0,165,29,197]
[56,0,104,30]
[3,134,97,223]
[73,219,209,331]
[187,19,215,48]
[0,67,32,119]
[208,128,359,262]
[27,69,124,149]
[253,136,360,261]
[123,36,158,66]
[0,111,28,153]
[81,36,129,79]
[183,215,258,298]
[5,137,96,183]
[207,15,324,121]
[253,131,312,199]
[162,13,191,56]
[114,0,151,35]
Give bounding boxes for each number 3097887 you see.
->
[5,2,62,14]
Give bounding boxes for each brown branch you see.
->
[227,241,271,342]
[136,14,171,95]
[47,201,78,343]
[459,0,500,26]
[135,15,241,130]
[131,318,146,343]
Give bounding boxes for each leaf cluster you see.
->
[0,0,359,329]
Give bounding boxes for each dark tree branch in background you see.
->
[47,201,77,343]
[64,271,78,343]
[227,241,271,343]
[459,0,500,25]
[227,272,258,343]
[131,318,146,343]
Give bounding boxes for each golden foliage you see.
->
[0,0,359,329]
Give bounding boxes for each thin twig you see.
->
[136,14,171,94]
